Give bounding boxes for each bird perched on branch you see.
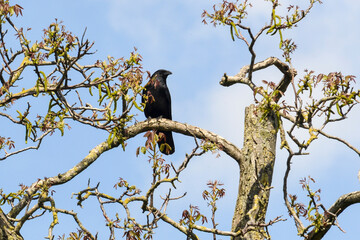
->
[142,69,175,155]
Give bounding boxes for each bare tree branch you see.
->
[126,118,244,164]
[220,57,296,102]
[0,130,51,161]
[318,130,360,157]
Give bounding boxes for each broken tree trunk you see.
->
[232,104,278,240]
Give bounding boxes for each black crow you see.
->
[142,69,175,155]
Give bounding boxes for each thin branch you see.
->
[283,151,306,233]
[278,109,360,157]
[41,204,96,240]
[148,206,199,240]
[0,130,51,161]
[174,139,206,174]
[151,205,284,239]
[318,129,360,157]
[280,119,306,233]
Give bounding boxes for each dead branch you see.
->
[220,57,295,103]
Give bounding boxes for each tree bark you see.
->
[0,208,23,240]
[232,104,278,240]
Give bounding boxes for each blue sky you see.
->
[1,0,360,239]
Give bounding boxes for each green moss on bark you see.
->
[232,104,278,240]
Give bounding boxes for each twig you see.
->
[318,130,360,157]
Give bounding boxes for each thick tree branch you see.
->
[8,118,243,219]
[126,118,244,164]
[307,191,360,240]
[220,57,294,90]
[0,208,23,240]
[8,139,117,218]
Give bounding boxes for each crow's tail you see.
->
[157,130,175,155]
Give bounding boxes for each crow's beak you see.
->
[166,71,172,76]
